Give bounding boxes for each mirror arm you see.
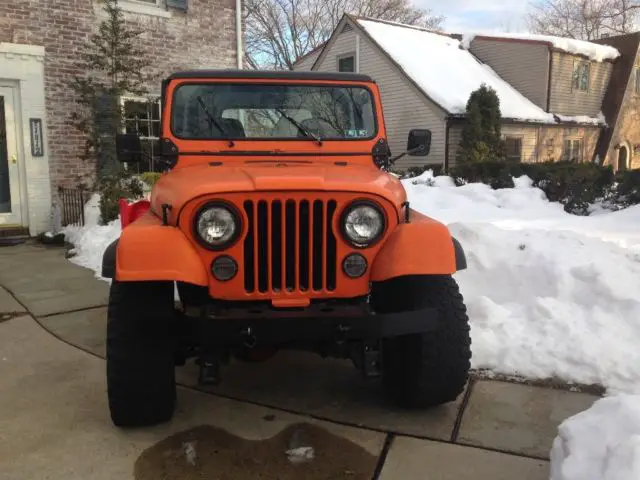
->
[389,146,425,165]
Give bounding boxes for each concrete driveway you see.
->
[0,243,599,479]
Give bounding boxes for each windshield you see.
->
[171,84,376,140]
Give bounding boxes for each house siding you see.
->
[1,0,238,190]
[448,123,600,165]
[548,52,612,117]
[538,125,601,162]
[448,123,539,166]
[314,21,447,169]
[469,39,550,110]
[602,53,640,170]
[294,49,322,71]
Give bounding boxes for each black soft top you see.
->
[166,69,374,83]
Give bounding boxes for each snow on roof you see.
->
[462,32,620,62]
[357,19,556,122]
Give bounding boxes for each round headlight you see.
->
[194,203,240,249]
[342,202,385,247]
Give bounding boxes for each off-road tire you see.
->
[107,280,176,427]
[371,275,471,408]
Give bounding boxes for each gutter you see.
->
[236,0,243,69]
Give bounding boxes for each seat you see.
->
[220,118,246,138]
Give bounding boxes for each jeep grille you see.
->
[243,199,338,294]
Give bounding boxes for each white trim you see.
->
[0,43,51,235]
[236,0,243,69]
[618,142,630,170]
[0,43,45,58]
[95,0,171,18]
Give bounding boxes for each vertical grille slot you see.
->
[312,200,324,291]
[285,200,296,291]
[299,200,310,291]
[243,201,255,292]
[242,197,339,295]
[326,200,337,291]
[257,200,268,293]
[271,201,283,291]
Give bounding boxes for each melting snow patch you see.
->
[182,441,197,466]
[550,395,640,480]
[286,446,315,464]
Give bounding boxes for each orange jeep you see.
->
[103,70,470,427]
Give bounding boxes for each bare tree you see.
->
[245,0,444,69]
[528,0,640,40]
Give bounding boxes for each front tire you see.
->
[107,280,176,427]
[371,275,471,408]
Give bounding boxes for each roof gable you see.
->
[354,18,555,122]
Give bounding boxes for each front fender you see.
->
[371,210,466,282]
[103,210,208,285]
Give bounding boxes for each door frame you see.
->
[0,83,27,227]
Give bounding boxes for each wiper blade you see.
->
[275,108,322,145]
[196,96,234,145]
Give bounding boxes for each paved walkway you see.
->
[0,244,599,479]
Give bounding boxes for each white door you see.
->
[0,86,22,226]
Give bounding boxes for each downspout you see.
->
[236,0,243,69]
[444,117,450,173]
[356,33,360,73]
[546,49,553,112]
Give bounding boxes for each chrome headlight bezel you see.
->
[192,201,242,251]
[340,200,386,248]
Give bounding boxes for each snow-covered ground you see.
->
[405,172,640,394]
[550,395,640,480]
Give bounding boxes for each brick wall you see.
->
[1,0,238,189]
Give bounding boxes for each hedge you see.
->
[412,161,640,216]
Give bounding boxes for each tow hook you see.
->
[241,326,257,349]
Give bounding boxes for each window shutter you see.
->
[166,0,188,11]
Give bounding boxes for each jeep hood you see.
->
[151,163,407,222]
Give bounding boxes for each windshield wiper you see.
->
[196,96,234,146]
[275,108,323,145]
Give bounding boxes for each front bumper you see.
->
[183,303,439,348]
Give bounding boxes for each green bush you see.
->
[98,168,144,224]
[612,169,640,208]
[450,161,615,215]
[139,171,162,188]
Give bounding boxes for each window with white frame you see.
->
[121,96,161,172]
[563,138,583,162]
[572,61,590,91]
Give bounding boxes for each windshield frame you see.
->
[169,82,379,142]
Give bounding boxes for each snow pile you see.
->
[357,19,556,122]
[463,32,620,62]
[550,395,640,480]
[62,194,121,279]
[405,170,640,394]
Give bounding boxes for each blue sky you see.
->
[417,0,532,33]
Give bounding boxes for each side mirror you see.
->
[407,129,431,156]
[115,134,142,163]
